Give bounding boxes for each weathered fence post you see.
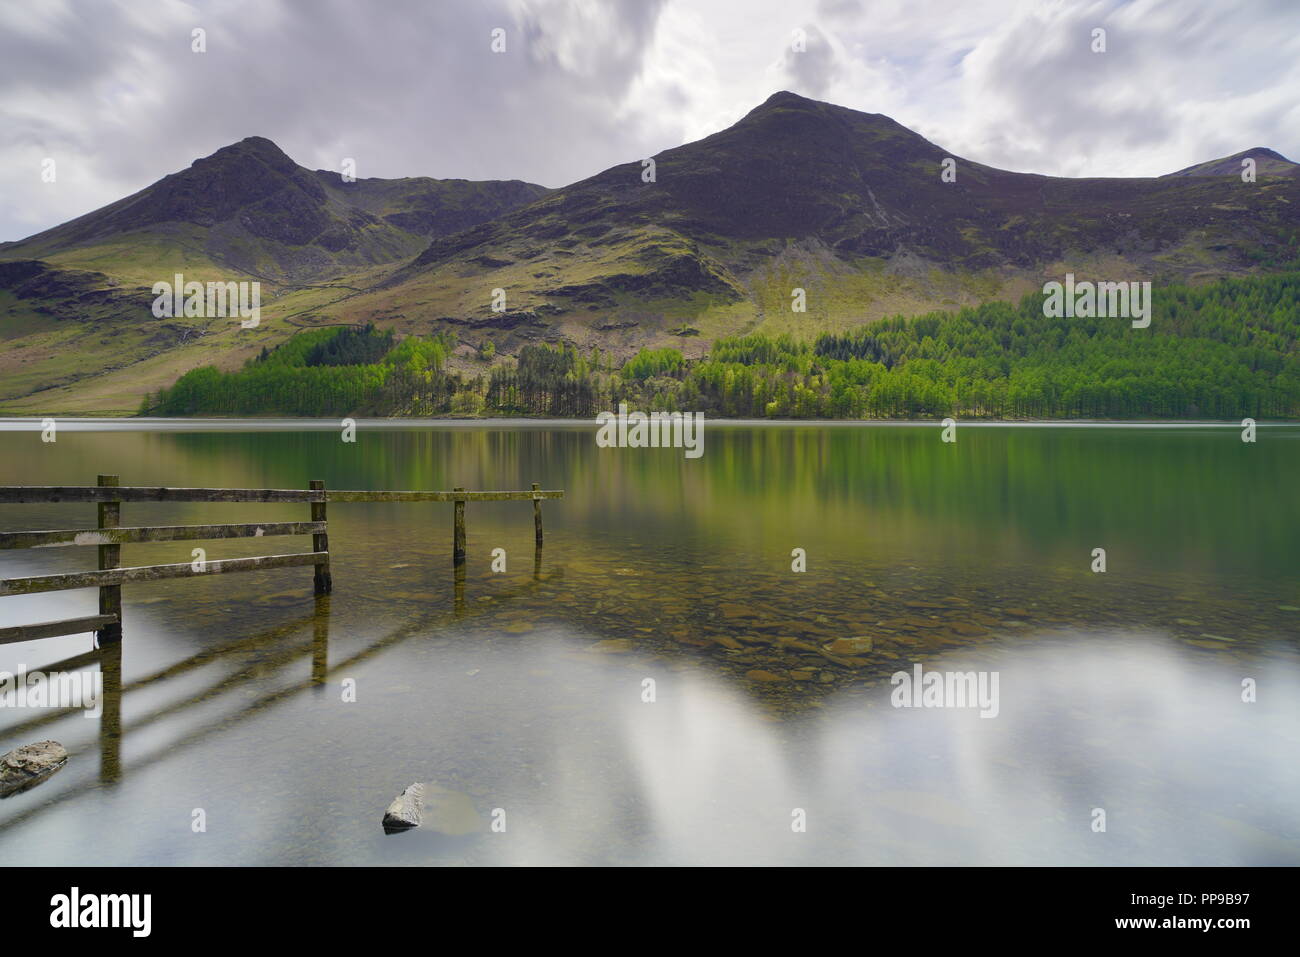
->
[96,474,122,644]
[532,482,543,547]
[453,487,466,566]
[310,479,331,595]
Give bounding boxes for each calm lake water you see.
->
[1,419,1298,865]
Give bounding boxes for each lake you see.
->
[1,419,1298,865]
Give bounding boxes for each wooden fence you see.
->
[0,475,563,646]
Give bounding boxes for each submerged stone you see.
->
[826,636,874,656]
[588,638,635,653]
[422,783,482,835]
[718,603,756,620]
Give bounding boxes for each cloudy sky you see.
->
[2,0,1298,242]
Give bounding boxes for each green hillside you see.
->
[145,271,1300,420]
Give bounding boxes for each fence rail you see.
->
[0,487,565,504]
[0,487,324,504]
[0,614,120,646]
[0,552,330,596]
[327,490,564,503]
[0,521,326,549]
[0,476,563,646]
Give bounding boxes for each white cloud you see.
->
[1,0,1297,242]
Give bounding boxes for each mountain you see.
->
[1,136,549,282]
[2,91,1298,414]
[0,138,548,412]
[328,91,1300,356]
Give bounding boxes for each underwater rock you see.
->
[718,603,756,620]
[826,636,874,656]
[588,638,635,653]
[0,740,68,798]
[422,783,482,835]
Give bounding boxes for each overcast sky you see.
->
[2,0,1298,242]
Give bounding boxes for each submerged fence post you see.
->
[453,562,466,618]
[98,639,122,783]
[96,474,122,644]
[453,487,466,566]
[311,594,330,685]
[310,479,332,595]
[532,482,543,547]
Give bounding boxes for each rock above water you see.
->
[382,782,424,833]
[0,740,68,798]
[382,781,482,835]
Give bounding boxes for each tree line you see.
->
[144,271,1300,419]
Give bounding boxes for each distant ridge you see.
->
[1163,146,1298,178]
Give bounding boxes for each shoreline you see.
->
[0,414,1296,430]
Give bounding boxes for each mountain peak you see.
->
[197,135,297,174]
[759,89,816,107]
[734,90,924,147]
[744,89,841,121]
[1164,145,1298,178]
